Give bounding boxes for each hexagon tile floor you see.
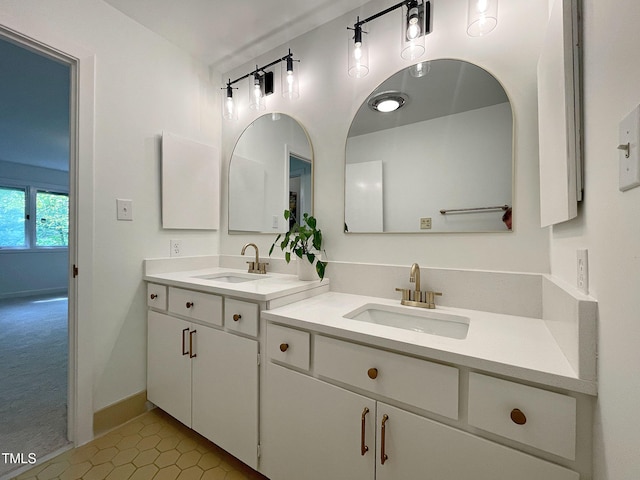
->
[11,408,269,480]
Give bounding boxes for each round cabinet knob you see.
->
[367,368,378,379]
[510,408,527,425]
[150,294,157,299]
[233,314,242,322]
[279,343,289,352]
[186,302,194,309]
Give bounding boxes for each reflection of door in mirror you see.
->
[228,114,313,234]
[345,59,513,233]
[288,151,312,229]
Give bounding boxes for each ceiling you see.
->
[102,0,371,73]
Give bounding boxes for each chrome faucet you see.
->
[395,262,442,309]
[241,243,268,274]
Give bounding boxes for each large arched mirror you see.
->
[229,113,313,233]
[345,59,513,233]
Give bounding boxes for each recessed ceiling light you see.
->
[367,91,409,113]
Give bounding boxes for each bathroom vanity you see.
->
[144,259,595,480]
[260,292,595,480]
[144,260,329,470]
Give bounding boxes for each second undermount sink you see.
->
[192,272,270,283]
[344,303,470,340]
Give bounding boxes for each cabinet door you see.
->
[375,403,578,480]
[147,311,192,427]
[191,326,259,470]
[260,363,375,480]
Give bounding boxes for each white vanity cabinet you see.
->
[261,323,580,480]
[146,285,259,470]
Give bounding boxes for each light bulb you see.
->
[376,99,401,112]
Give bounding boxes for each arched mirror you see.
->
[345,59,513,233]
[229,113,313,233]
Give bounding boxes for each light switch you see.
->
[618,105,640,191]
[116,199,133,221]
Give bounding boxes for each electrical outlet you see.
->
[170,239,182,257]
[116,199,133,221]
[577,249,589,294]
[272,215,279,229]
[420,217,432,229]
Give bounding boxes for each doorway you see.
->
[0,33,74,477]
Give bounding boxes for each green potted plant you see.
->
[269,210,328,280]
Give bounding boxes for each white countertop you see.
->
[261,291,597,395]
[144,267,329,302]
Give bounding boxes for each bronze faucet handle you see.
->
[395,287,410,301]
[425,291,443,308]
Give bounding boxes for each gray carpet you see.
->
[0,295,70,477]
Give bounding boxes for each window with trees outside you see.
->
[0,185,69,249]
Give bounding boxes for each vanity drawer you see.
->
[168,287,223,326]
[314,335,458,419]
[225,298,259,337]
[266,324,310,371]
[468,373,576,460]
[147,283,167,310]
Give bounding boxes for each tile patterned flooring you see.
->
[12,409,269,480]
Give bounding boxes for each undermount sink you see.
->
[344,303,469,340]
[192,272,270,283]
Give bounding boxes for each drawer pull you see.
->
[233,313,242,321]
[381,414,389,465]
[150,294,158,299]
[189,330,197,358]
[361,407,370,456]
[279,343,289,352]
[186,301,194,309]
[182,328,189,356]
[510,408,527,425]
[367,368,378,379]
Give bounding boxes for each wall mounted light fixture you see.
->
[348,0,431,78]
[222,49,300,120]
[467,0,498,37]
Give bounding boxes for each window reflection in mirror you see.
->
[228,113,313,233]
[345,59,513,233]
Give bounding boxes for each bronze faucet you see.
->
[241,243,268,274]
[395,262,442,309]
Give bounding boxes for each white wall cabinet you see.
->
[261,323,581,480]
[147,287,259,469]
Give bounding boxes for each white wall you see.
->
[0,0,220,418]
[346,102,512,232]
[549,0,640,478]
[221,0,550,273]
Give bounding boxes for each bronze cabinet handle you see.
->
[186,302,194,309]
[510,408,527,425]
[189,330,197,358]
[182,328,189,356]
[279,343,289,352]
[381,414,389,465]
[367,368,378,379]
[150,294,157,299]
[361,407,370,456]
[233,313,242,321]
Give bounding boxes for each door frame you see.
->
[0,17,96,445]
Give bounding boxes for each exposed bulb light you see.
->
[401,0,427,61]
[282,50,300,99]
[222,80,237,120]
[467,0,498,37]
[348,22,369,78]
[249,71,265,111]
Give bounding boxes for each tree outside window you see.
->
[0,185,68,249]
